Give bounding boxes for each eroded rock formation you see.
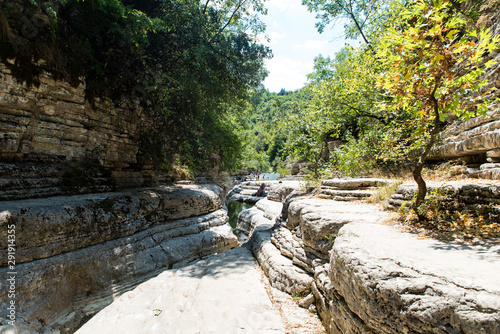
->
[0,184,238,333]
[0,59,242,334]
[0,62,155,198]
[237,179,500,334]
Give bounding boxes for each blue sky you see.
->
[258,0,357,92]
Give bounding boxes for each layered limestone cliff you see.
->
[236,180,500,334]
[0,62,153,200]
[0,184,238,333]
[430,2,500,177]
[0,59,244,334]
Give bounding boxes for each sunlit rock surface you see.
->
[238,179,500,334]
[0,184,237,334]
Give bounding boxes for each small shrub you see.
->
[277,165,290,179]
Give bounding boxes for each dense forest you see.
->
[239,87,313,174]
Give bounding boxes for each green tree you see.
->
[306,47,404,176]
[302,0,392,48]
[240,87,314,173]
[276,92,333,179]
[377,0,499,215]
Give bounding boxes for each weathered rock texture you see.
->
[0,184,238,334]
[326,223,500,334]
[320,178,391,201]
[0,64,140,168]
[432,112,500,164]
[0,63,153,200]
[74,247,287,334]
[388,181,500,213]
[74,246,325,334]
[238,179,500,334]
[235,184,315,296]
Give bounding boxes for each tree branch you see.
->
[219,0,248,36]
[203,0,211,14]
[335,100,387,124]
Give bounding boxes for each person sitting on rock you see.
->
[253,183,267,197]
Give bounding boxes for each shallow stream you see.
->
[227,200,252,243]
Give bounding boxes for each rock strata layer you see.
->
[0,63,150,195]
[388,181,500,213]
[0,184,237,334]
[327,222,500,333]
[433,112,500,162]
[237,178,500,334]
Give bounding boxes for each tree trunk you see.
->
[412,160,427,219]
[412,79,442,220]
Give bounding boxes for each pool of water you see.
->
[227,201,252,243]
[249,173,279,181]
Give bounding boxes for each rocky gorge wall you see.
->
[0,62,153,201]
[0,62,243,333]
[235,180,500,334]
[0,184,238,333]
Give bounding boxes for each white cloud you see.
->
[258,0,355,92]
[295,40,329,50]
[263,57,312,92]
[266,0,291,11]
[268,31,286,45]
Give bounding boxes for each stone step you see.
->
[239,189,256,196]
[319,188,375,201]
[0,162,117,201]
[388,182,500,209]
[318,194,368,201]
[240,184,260,191]
[321,178,390,190]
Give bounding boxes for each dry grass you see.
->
[398,189,500,244]
[368,180,404,210]
[365,163,500,244]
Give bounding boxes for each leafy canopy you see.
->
[0,0,272,175]
[377,0,499,210]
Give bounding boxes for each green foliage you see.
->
[300,0,499,202]
[305,46,402,177]
[378,0,498,124]
[300,0,499,204]
[331,135,377,176]
[0,0,271,175]
[302,0,394,46]
[0,0,160,100]
[240,87,313,172]
[377,0,499,210]
[279,103,330,179]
